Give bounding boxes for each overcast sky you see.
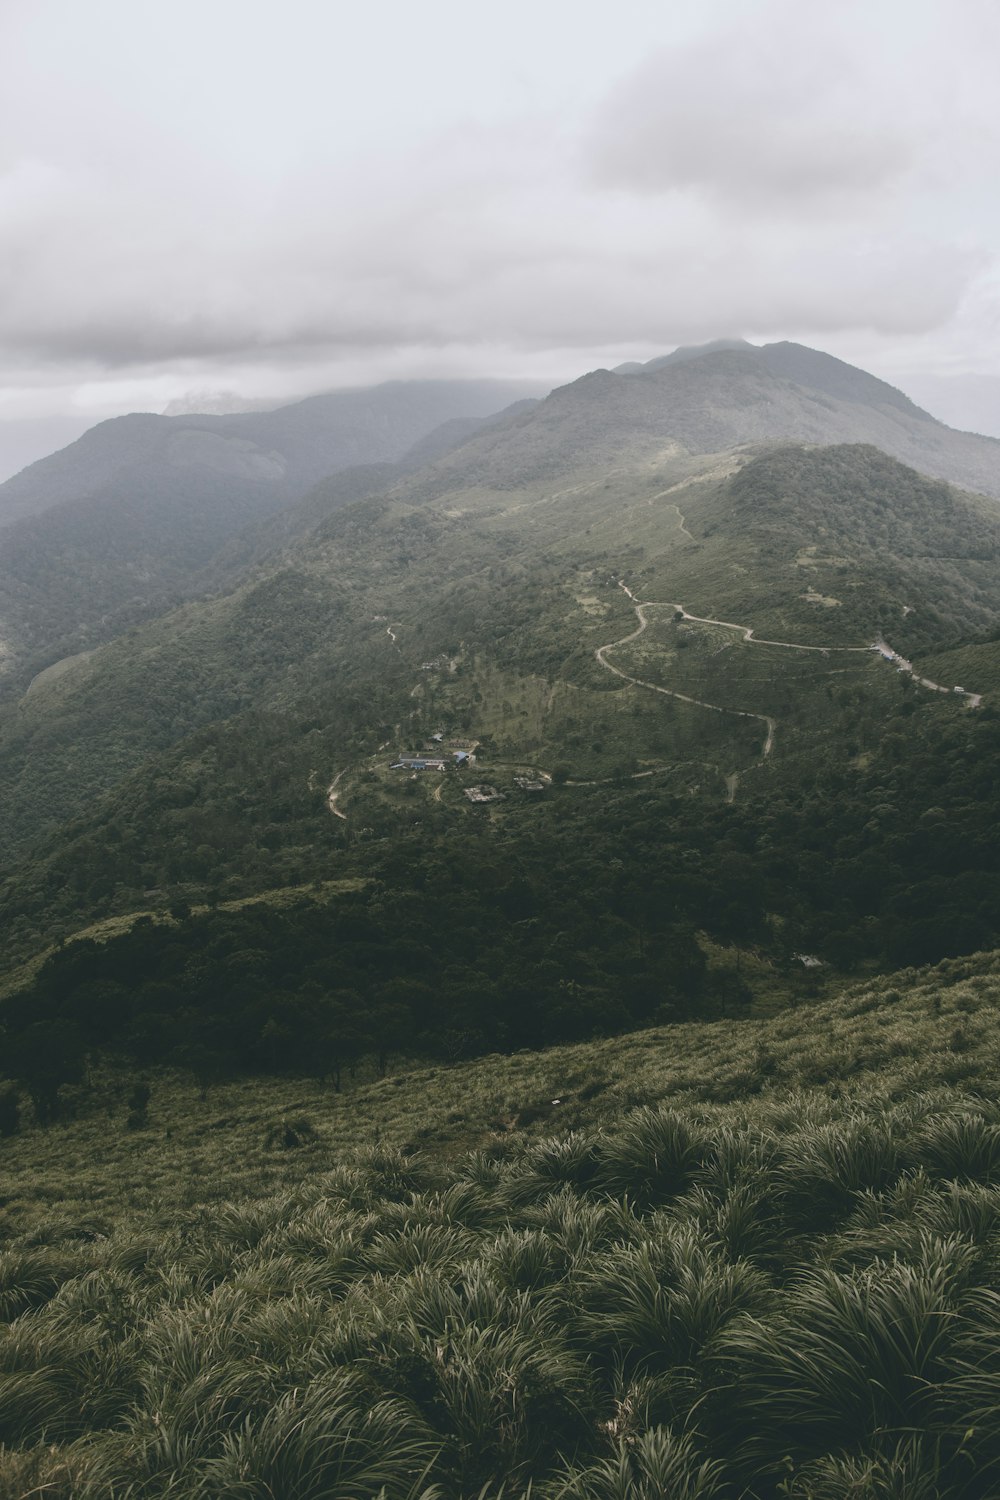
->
[2,0,999,463]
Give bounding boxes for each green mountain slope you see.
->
[2,345,1000,1080]
[0,380,542,682]
[2,436,1000,1023]
[4,438,999,865]
[614,339,1000,495]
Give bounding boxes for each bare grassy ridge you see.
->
[4,954,1000,1496]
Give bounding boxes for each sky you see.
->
[2,0,999,474]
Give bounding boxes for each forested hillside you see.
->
[0,380,540,682]
[2,439,1000,1089]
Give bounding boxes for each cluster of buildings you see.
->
[390,737,476,774]
[388,737,547,803]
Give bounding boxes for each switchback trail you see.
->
[596,590,777,758]
[599,584,984,783]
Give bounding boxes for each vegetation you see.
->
[5,360,1000,1492]
[4,952,1000,1494]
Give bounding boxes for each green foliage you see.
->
[1,953,1000,1492]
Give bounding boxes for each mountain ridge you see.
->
[0,381,545,680]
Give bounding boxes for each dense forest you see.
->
[3,684,1000,1121]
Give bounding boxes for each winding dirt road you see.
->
[873,638,982,708]
[326,770,347,820]
[598,582,984,780]
[596,592,777,756]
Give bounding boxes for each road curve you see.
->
[599,583,984,773]
[326,769,347,820]
[595,597,776,755]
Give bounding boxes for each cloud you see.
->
[586,5,925,208]
[0,0,997,417]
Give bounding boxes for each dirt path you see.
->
[595,598,777,757]
[667,602,872,655]
[567,765,673,788]
[326,769,347,821]
[598,585,982,795]
[670,503,695,543]
[873,637,982,707]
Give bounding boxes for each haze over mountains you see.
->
[0,378,544,676]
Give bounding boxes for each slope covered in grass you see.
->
[3,952,1000,1496]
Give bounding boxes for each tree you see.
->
[12,1021,85,1125]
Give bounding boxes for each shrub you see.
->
[910,1113,1000,1183]
[596,1108,706,1209]
[263,1114,319,1150]
[542,1426,722,1500]
[200,1371,438,1498]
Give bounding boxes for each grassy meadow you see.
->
[4,952,1000,1495]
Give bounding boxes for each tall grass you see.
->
[5,958,1000,1493]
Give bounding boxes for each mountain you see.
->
[0,380,544,681]
[3,339,1000,1044]
[369,343,1000,507]
[614,336,755,371]
[0,378,548,527]
[5,343,1000,688]
[601,341,1000,498]
[3,430,1000,968]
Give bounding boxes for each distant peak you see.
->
[614,339,756,375]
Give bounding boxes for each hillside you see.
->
[6,345,1000,1496]
[0,380,542,681]
[1,439,1000,1055]
[5,340,1000,689]
[3,950,1000,1496]
[2,349,1000,1093]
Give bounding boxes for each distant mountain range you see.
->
[0,379,544,676]
[3,337,1000,690]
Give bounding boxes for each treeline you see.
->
[4,683,1000,1115]
[2,870,711,1118]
